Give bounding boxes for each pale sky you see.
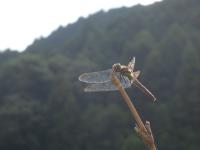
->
[0,0,161,51]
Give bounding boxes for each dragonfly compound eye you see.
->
[112,63,121,72]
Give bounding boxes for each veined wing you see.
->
[84,73,131,92]
[128,57,135,70]
[79,69,112,83]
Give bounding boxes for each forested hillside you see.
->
[0,0,200,149]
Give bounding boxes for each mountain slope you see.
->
[0,0,200,149]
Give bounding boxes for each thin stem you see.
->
[111,74,146,130]
[110,73,156,150]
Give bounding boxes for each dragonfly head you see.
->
[112,63,122,72]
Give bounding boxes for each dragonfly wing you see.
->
[128,57,135,70]
[84,81,118,92]
[79,69,112,83]
[115,72,132,88]
[84,73,131,92]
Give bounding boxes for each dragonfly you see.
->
[79,57,156,101]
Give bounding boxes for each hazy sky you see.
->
[0,0,161,51]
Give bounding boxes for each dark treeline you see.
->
[0,0,200,149]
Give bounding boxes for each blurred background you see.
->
[0,0,200,149]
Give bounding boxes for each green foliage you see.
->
[0,0,200,149]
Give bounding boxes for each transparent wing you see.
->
[84,73,132,92]
[79,69,112,83]
[128,57,135,70]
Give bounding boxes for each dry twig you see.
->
[110,73,156,150]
